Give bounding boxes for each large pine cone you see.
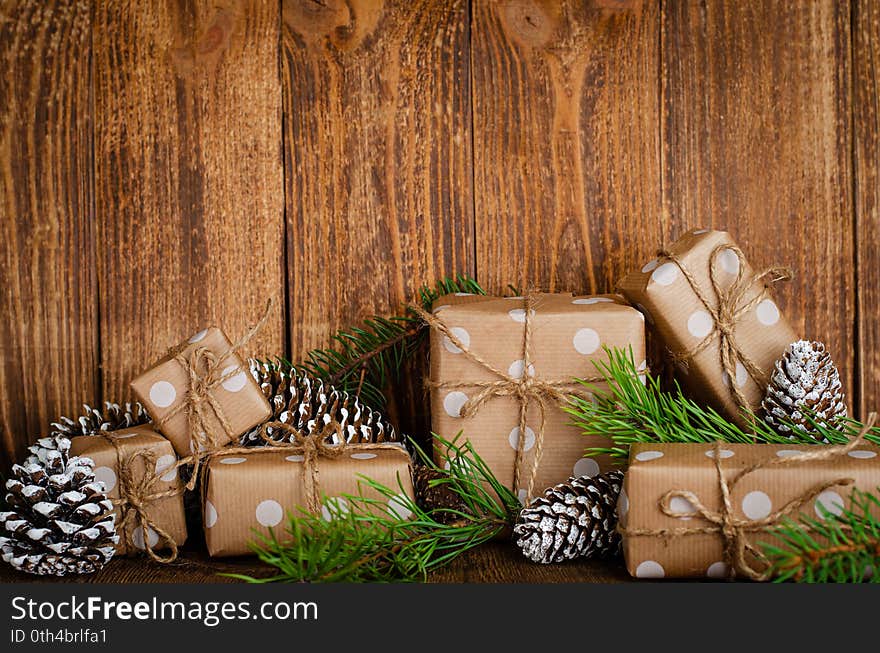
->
[51,401,150,439]
[0,436,118,576]
[762,340,847,439]
[513,471,623,564]
[241,360,400,446]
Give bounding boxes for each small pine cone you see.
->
[1,436,118,576]
[50,401,150,440]
[762,340,847,439]
[514,471,623,564]
[240,360,400,446]
[413,466,465,523]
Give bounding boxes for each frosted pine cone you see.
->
[762,340,847,439]
[513,470,623,564]
[241,360,399,446]
[50,401,150,440]
[0,436,117,576]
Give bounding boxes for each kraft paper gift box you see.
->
[69,425,188,555]
[619,440,880,580]
[131,326,272,457]
[203,445,415,557]
[617,229,798,425]
[426,292,646,502]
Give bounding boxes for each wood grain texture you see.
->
[855,0,880,417]
[93,0,286,405]
[663,1,856,406]
[0,542,631,583]
[0,0,96,470]
[472,0,662,295]
[282,0,474,355]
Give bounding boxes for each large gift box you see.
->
[426,292,646,502]
[203,445,415,557]
[618,229,798,425]
[69,425,188,556]
[131,326,272,456]
[619,440,880,579]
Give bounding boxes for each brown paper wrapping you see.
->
[203,445,415,557]
[617,229,797,424]
[130,326,272,456]
[69,425,188,555]
[620,441,880,579]
[428,292,646,501]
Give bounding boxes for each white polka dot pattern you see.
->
[94,466,117,493]
[132,525,159,550]
[508,426,536,452]
[321,497,350,521]
[573,328,600,355]
[256,500,284,527]
[651,262,679,286]
[155,455,178,482]
[350,453,377,460]
[705,449,734,459]
[517,489,528,506]
[221,365,248,392]
[775,450,803,458]
[634,450,663,462]
[205,501,218,528]
[635,560,665,578]
[443,391,469,418]
[706,562,728,579]
[617,487,629,519]
[814,490,844,518]
[741,491,772,519]
[718,248,740,275]
[442,327,470,354]
[149,381,177,408]
[572,297,614,305]
[687,311,713,338]
[641,260,660,273]
[387,493,413,520]
[848,450,878,459]
[508,308,535,323]
[756,299,780,325]
[573,458,600,478]
[188,329,208,343]
[219,457,247,465]
[508,359,535,379]
[285,455,304,462]
[668,496,695,519]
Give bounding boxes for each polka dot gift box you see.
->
[619,441,880,579]
[69,425,187,556]
[202,445,414,557]
[618,229,797,426]
[427,292,645,500]
[130,327,272,457]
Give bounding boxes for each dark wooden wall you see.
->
[0,0,876,470]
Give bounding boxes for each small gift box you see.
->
[619,437,880,580]
[131,327,272,457]
[423,292,646,503]
[203,444,414,557]
[69,425,187,558]
[618,229,798,424]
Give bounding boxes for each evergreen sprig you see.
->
[762,488,880,583]
[567,347,880,460]
[300,274,484,408]
[227,436,520,583]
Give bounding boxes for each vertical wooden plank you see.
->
[283,0,474,351]
[663,2,855,404]
[471,0,662,295]
[0,0,96,468]
[282,0,474,430]
[855,0,880,417]
[93,0,286,404]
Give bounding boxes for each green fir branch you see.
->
[762,488,880,583]
[566,347,880,461]
[227,436,520,583]
[299,274,484,408]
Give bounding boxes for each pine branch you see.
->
[566,347,880,461]
[227,436,520,583]
[762,488,880,583]
[299,274,484,408]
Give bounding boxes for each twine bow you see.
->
[155,300,273,489]
[621,413,877,581]
[104,435,184,564]
[658,243,791,415]
[413,291,602,502]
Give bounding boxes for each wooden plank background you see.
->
[0,0,876,470]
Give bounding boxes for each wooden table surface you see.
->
[0,542,631,584]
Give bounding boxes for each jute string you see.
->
[412,291,605,501]
[619,413,877,581]
[154,300,273,490]
[657,243,791,416]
